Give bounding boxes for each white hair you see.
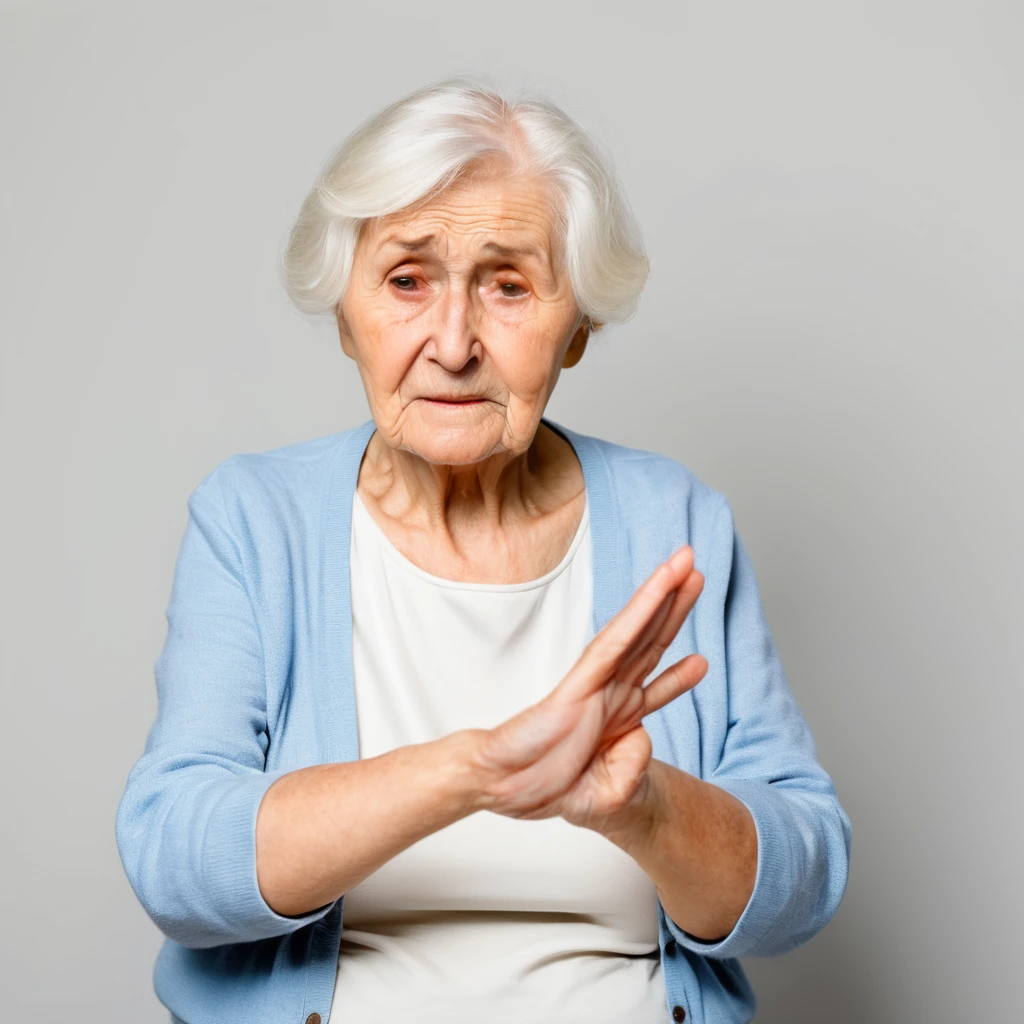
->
[281,76,649,326]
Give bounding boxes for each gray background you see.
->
[1,1,1021,1021]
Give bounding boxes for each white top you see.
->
[334,490,667,1024]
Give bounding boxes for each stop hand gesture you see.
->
[471,544,708,831]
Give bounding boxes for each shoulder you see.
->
[177,424,372,594]
[554,423,735,580]
[593,434,721,503]
[186,424,364,530]
[558,423,727,524]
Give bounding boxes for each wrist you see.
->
[431,728,495,818]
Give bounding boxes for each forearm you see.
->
[255,729,484,917]
[596,758,758,942]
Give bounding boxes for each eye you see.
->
[499,282,527,297]
[390,276,416,290]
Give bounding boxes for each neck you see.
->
[358,422,581,532]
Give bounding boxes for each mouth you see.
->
[420,396,488,406]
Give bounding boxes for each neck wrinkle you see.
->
[358,422,579,535]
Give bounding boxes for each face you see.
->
[336,168,589,466]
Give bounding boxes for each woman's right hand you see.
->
[468,543,707,823]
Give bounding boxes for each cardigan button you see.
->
[306,1014,322,1024]
[672,1006,687,1022]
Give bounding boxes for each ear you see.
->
[562,318,597,368]
[336,304,356,360]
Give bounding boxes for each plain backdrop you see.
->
[1,2,1021,1021]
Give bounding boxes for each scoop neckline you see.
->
[351,489,591,593]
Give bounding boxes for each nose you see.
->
[424,286,481,373]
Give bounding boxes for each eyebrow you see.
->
[480,241,543,262]
[377,234,543,262]
[379,234,436,253]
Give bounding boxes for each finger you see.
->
[616,548,699,673]
[561,726,652,828]
[599,546,696,660]
[612,589,677,678]
[582,569,706,750]
[652,568,704,654]
[616,567,705,688]
[560,546,695,699]
[640,652,708,717]
[589,724,652,795]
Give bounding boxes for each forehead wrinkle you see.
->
[376,227,554,271]
[385,188,552,235]
[371,191,561,277]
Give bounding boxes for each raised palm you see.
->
[471,544,708,830]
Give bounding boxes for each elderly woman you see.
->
[116,78,851,1024]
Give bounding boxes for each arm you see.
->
[591,497,852,958]
[115,467,493,943]
[595,759,758,943]
[114,471,345,949]
[116,468,700,944]
[254,732,482,916]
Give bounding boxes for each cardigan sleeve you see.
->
[114,468,337,949]
[664,496,852,960]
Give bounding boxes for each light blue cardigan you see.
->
[115,418,851,1024]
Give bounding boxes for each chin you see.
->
[399,411,509,466]
[402,432,500,466]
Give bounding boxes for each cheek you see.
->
[488,326,564,400]
[352,310,422,396]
